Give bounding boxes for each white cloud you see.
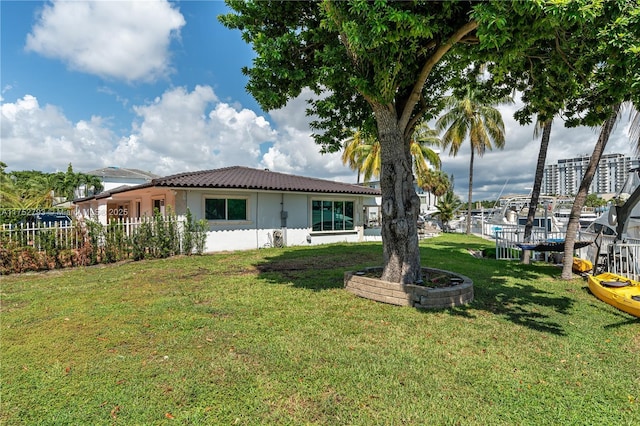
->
[1,95,116,171]
[1,87,283,176]
[2,88,635,200]
[25,0,185,83]
[1,86,358,182]
[112,85,278,175]
[266,88,357,182]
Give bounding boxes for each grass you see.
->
[1,233,639,425]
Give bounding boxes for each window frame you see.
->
[151,197,165,215]
[311,198,356,233]
[203,195,249,223]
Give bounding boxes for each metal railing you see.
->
[584,233,640,280]
[605,243,640,281]
[493,226,575,261]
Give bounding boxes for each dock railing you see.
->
[493,226,574,261]
[605,243,640,281]
[586,236,640,281]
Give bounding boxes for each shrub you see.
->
[1,210,209,274]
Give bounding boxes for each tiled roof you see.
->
[73,166,380,202]
[152,166,380,195]
[87,167,160,180]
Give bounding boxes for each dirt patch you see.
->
[257,252,380,273]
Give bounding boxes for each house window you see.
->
[312,200,354,231]
[153,198,165,215]
[205,198,247,221]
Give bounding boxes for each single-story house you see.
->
[73,166,381,252]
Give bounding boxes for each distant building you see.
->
[88,166,160,191]
[542,153,640,196]
[359,180,439,227]
[76,166,160,199]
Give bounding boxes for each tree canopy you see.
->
[220,0,640,283]
[0,163,103,210]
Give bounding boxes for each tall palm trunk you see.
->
[466,149,475,235]
[561,104,621,279]
[523,120,553,263]
[374,105,422,284]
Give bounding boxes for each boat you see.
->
[516,240,592,252]
[578,210,598,229]
[578,168,640,269]
[553,198,599,230]
[587,272,640,318]
[485,195,565,233]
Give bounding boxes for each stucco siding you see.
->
[76,184,374,252]
[255,192,284,229]
[204,228,262,251]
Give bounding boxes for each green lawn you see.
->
[1,234,638,425]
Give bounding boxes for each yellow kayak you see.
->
[572,257,593,273]
[587,272,640,318]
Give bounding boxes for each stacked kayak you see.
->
[572,257,593,273]
[587,272,640,318]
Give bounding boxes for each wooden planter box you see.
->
[344,267,473,309]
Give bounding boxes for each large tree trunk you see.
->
[561,105,620,279]
[523,120,553,264]
[374,105,422,284]
[466,149,474,235]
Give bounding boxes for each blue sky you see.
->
[1,0,636,201]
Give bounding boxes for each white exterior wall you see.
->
[179,189,365,253]
[75,186,371,252]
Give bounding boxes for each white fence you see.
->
[603,243,640,281]
[1,221,81,251]
[491,223,640,280]
[1,217,184,252]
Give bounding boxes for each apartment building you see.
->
[542,153,640,196]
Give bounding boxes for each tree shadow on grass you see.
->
[254,243,383,291]
[577,286,640,327]
[447,278,572,335]
[254,239,575,335]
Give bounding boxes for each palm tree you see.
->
[342,123,441,186]
[0,162,22,209]
[561,103,621,279]
[421,170,451,198]
[21,174,55,208]
[84,175,104,197]
[341,130,381,183]
[522,119,553,264]
[341,130,370,184]
[433,189,462,231]
[410,122,442,188]
[436,86,513,234]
